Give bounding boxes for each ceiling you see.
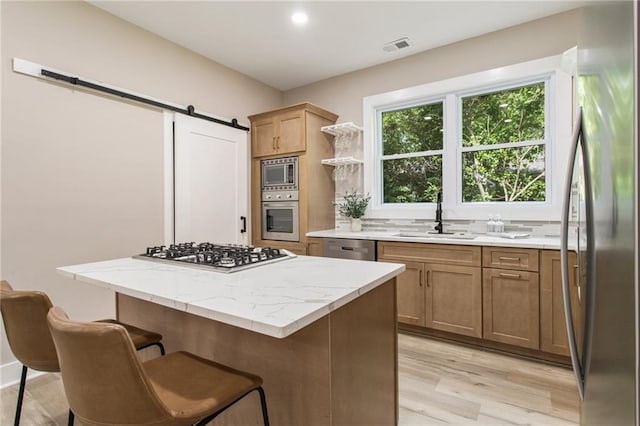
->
[90,1,588,91]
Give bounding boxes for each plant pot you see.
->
[350,218,362,232]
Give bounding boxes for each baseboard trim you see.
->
[0,361,45,389]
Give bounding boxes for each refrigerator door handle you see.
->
[560,107,585,400]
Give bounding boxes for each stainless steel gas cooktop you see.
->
[134,242,295,273]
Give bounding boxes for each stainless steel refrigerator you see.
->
[561,1,638,424]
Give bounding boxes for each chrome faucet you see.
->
[434,191,444,234]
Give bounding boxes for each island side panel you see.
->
[117,293,332,426]
[329,278,398,426]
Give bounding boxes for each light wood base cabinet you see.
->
[378,242,482,337]
[540,250,577,356]
[427,264,482,338]
[379,260,425,326]
[482,268,540,349]
[338,238,571,363]
[306,237,324,257]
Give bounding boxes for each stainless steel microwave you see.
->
[261,156,298,191]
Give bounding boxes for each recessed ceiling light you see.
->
[291,12,308,25]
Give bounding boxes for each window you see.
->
[461,82,547,203]
[381,101,443,203]
[364,54,573,220]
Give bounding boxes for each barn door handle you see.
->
[240,216,247,233]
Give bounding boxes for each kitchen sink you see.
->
[393,232,477,240]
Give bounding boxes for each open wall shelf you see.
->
[321,122,364,168]
[321,157,364,167]
[321,122,363,137]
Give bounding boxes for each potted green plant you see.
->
[333,190,371,232]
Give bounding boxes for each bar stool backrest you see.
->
[0,280,59,372]
[47,307,174,426]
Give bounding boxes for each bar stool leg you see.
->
[14,365,28,426]
[257,387,270,426]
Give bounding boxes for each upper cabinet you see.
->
[249,103,338,158]
[251,109,304,157]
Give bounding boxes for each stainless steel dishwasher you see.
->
[323,238,376,261]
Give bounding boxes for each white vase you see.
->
[350,218,362,232]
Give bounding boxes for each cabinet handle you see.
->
[272,136,276,150]
[426,270,430,287]
[276,136,280,150]
[498,272,521,278]
[419,269,423,287]
[498,256,520,262]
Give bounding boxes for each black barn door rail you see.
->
[40,68,249,131]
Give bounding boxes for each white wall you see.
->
[283,9,580,123]
[0,1,281,387]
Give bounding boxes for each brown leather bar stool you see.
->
[47,306,270,426]
[0,280,165,426]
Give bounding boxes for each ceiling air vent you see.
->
[383,37,411,53]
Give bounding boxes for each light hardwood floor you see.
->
[1,332,579,425]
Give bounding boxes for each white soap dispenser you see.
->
[487,215,496,233]
[495,214,504,233]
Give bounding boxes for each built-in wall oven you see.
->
[261,156,299,242]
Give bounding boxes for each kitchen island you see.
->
[58,255,404,426]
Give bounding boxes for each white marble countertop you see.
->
[306,229,561,250]
[57,256,405,339]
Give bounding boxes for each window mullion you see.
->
[460,139,547,153]
[442,93,458,207]
[381,150,443,161]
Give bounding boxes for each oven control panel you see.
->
[262,190,299,201]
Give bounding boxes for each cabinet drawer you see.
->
[377,242,481,267]
[482,247,539,272]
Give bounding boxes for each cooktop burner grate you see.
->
[134,242,294,273]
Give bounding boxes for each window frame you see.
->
[363,54,573,221]
[456,78,551,205]
[378,96,445,205]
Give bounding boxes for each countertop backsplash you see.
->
[333,217,561,238]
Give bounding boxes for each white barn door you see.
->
[173,114,249,245]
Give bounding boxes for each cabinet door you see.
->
[540,250,578,356]
[276,110,305,154]
[379,260,425,326]
[307,238,324,257]
[425,264,482,338]
[251,117,276,157]
[483,268,540,349]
